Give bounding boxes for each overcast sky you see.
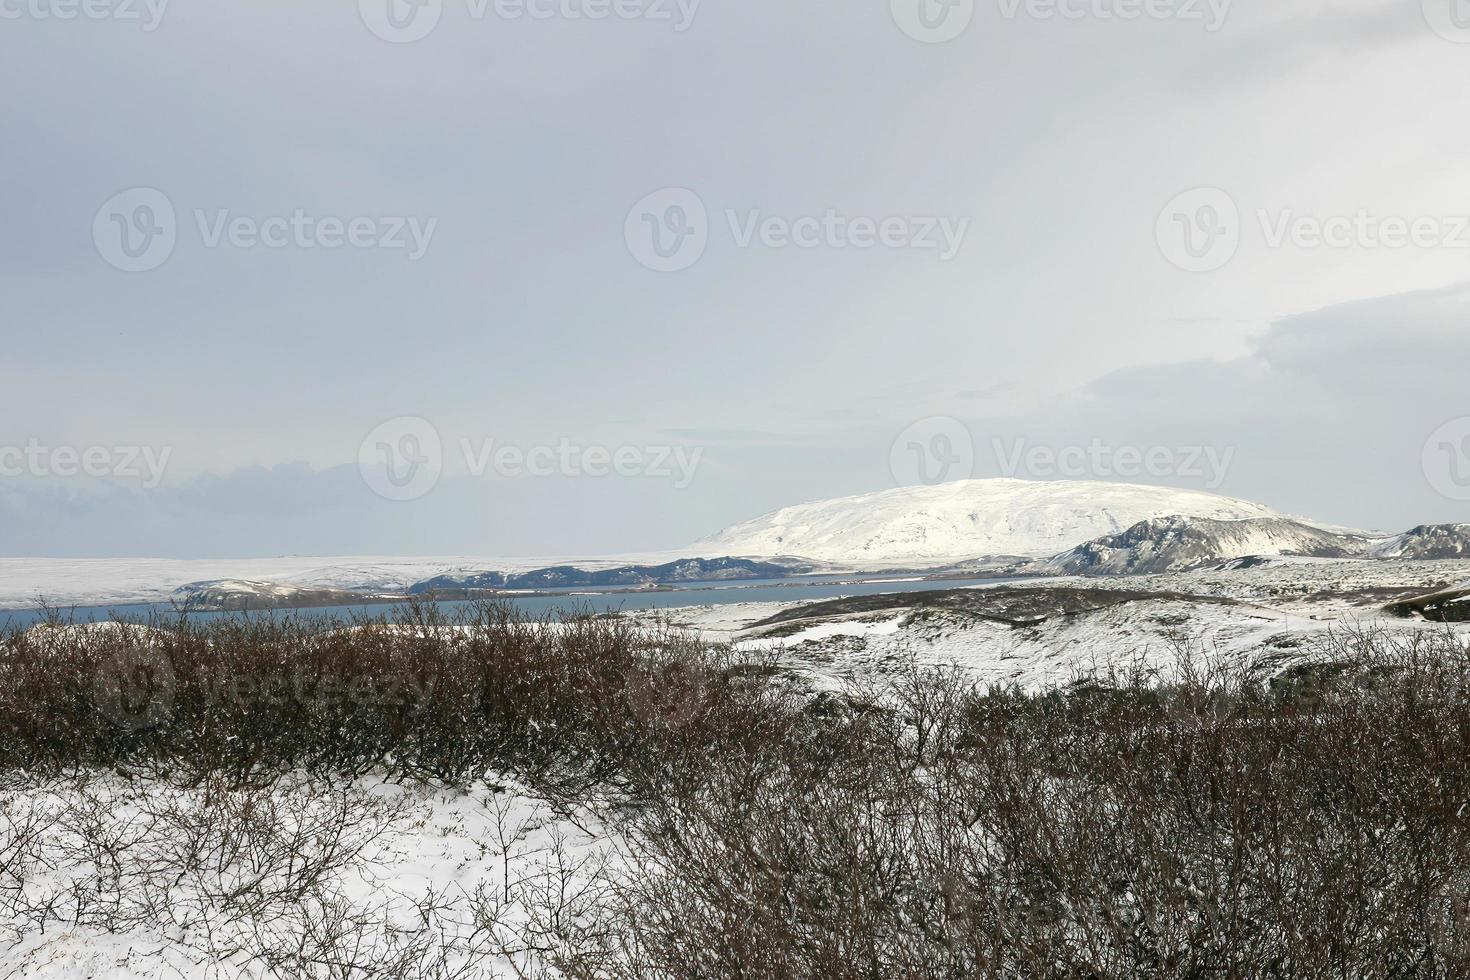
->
[3,0,1469,558]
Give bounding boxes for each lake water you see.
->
[0,575,1013,631]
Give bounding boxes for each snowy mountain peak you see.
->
[694,478,1291,564]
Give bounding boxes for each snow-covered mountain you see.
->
[1369,525,1470,561]
[1049,516,1370,576]
[694,479,1291,564]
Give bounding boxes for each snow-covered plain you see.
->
[637,557,1470,690]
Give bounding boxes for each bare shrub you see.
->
[582,628,1470,979]
[6,606,1470,977]
[0,603,772,796]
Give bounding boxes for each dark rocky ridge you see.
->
[410,557,807,595]
[1373,525,1470,560]
[1048,517,1368,576]
[1385,584,1470,623]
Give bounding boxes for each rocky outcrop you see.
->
[1371,525,1470,561]
[1050,517,1367,576]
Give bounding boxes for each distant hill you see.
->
[1048,516,1370,576]
[410,557,804,594]
[695,479,1289,564]
[1370,525,1470,561]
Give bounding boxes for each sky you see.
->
[2,0,1469,558]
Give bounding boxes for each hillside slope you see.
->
[1049,516,1371,576]
[1370,525,1470,560]
[695,479,1290,564]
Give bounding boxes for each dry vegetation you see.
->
[3,603,1470,977]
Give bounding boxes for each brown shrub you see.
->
[5,607,1470,977]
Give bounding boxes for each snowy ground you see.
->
[1,775,618,979]
[633,558,1470,689]
[5,557,1469,976]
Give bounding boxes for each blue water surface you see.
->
[1,575,1013,631]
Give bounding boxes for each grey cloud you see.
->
[970,283,1470,530]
